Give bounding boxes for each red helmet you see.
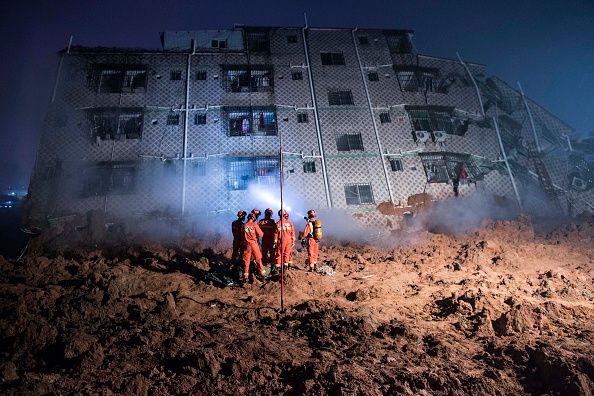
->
[247,213,257,221]
[278,209,289,218]
[237,210,247,218]
[265,208,273,215]
[251,208,261,218]
[307,209,317,219]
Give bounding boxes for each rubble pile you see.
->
[1,216,593,395]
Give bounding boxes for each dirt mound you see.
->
[1,217,593,394]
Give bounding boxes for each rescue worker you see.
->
[251,208,261,221]
[258,208,277,266]
[273,209,295,273]
[231,210,247,262]
[242,212,266,283]
[302,209,320,272]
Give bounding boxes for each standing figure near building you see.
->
[273,209,295,274]
[231,210,247,262]
[251,208,261,221]
[258,208,277,266]
[242,212,266,283]
[302,209,321,272]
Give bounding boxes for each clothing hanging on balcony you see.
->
[242,118,249,133]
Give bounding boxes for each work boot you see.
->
[270,266,279,275]
[256,272,267,282]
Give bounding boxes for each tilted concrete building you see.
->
[27,26,594,228]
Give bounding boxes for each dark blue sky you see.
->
[1,0,593,189]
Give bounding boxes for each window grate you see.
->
[297,113,309,123]
[221,65,273,93]
[389,158,403,172]
[195,113,207,125]
[88,64,148,93]
[195,70,207,80]
[328,90,354,106]
[227,156,279,190]
[83,161,137,197]
[167,114,180,125]
[223,107,277,136]
[344,183,374,205]
[336,133,364,152]
[87,107,143,140]
[170,70,182,80]
[379,112,391,124]
[419,152,481,183]
[291,70,303,80]
[303,161,316,173]
[248,31,270,52]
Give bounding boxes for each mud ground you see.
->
[1,216,593,395]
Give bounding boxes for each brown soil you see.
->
[1,216,594,395]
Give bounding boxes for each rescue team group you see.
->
[231,207,323,284]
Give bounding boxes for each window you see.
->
[384,31,413,53]
[368,72,379,82]
[419,152,481,183]
[221,65,273,92]
[406,106,461,135]
[83,161,136,197]
[328,90,354,106]
[336,133,364,152]
[224,107,277,136]
[287,35,298,44]
[344,183,374,205]
[358,36,369,45]
[170,70,182,80]
[297,113,309,123]
[292,70,303,80]
[389,158,403,172]
[380,112,391,124]
[196,70,207,80]
[303,161,316,173]
[167,114,180,125]
[247,30,270,52]
[394,65,439,93]
[88,107,143,140]
[211,39,227,49]
[320,52,345,65]
[228,156,279,190]
[195,113,207,125]
[88,64,148,93]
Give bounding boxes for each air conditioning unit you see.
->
[414,130,430,143]
[571,176,588,191]
[432,131,447,143]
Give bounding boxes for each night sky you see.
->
[1,0,593,190]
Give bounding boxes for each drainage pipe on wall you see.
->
[302,26,332,208]
[181,40,195,215]
[492,116,523,212]
[517,81,542,153]
[352,28,395,204]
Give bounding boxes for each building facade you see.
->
[28,26,594,228]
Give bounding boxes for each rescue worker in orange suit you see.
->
[258,208,277,266]
[231,210,247,262]
[251,208,261,221]
[303,209,319,271]
[242,212,266,283]
[273,209,295,274]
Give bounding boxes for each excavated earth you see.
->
[1,216,594,395]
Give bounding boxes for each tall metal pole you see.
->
[181,40,195,216]
[279,142,285,312]
[492,116,523,212]
[517,81,541,153]
[456,52,485,117]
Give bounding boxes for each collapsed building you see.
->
[27,25,594,228]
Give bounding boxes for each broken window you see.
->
[384,31,413,53]
[394,66,439,93]
[336,133,364,152]
[368,72,379,82]
[87,107,143,140]
[320,52,345,65]
[223,107,277,136]
[419,152,481,183]
[227,156,279,190]
[221,65,273,92]
[328,90,354,106]
[88,64,148,93]
[406,106,464,136]
[83,161,136,197]
[303,161,316,173]
[344,183,374,205]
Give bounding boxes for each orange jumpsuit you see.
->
[242,220,265,279]
[303,221,319,268]
[231,219,244,260]
[274,219,295,268]
[258,217,277,264]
